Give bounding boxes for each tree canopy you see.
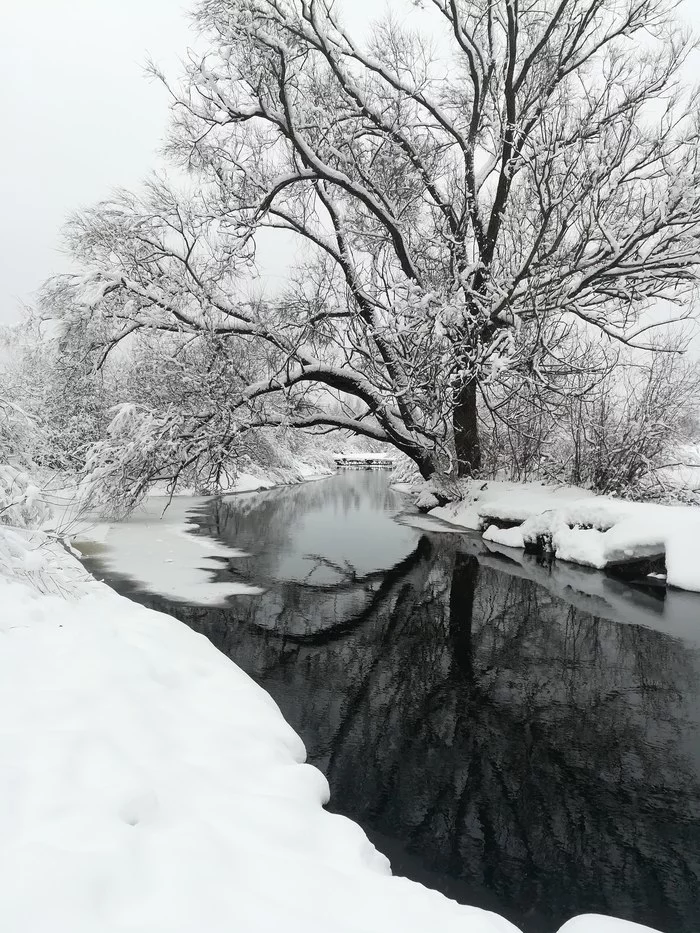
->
[52,0,700,487]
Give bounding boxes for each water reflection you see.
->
[199,471,420,588]
[83,473,700,933]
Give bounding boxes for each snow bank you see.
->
[557,917,662,933]
[219,457,334,492]
[483,523,526,549]
[140,455,334,498]
[430,480,620,536]
[0,543,521,933]
[431,480,700,592]
[431,480,597,531]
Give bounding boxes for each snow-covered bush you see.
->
[0,399,52,529]
[1,315,110,472]
[80,402,240,516]
[0,464,47,529]
[481,339,700,501]
[0,398,83,595]
[390,453,422,485]
[80,402,338,517]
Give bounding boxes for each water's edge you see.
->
[80,473,700,933]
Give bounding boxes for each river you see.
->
[79,471,700,933]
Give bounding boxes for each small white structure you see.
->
[335,453,395,469]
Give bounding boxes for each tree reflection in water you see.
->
[86,474,700,933]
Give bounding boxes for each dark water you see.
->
[83,472,700,933]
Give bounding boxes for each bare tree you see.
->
[54,0,700,491]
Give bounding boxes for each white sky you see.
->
[2,0,700,323]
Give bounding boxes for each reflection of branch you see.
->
[476,541,677,638]
[140,543,700,925]
[299,553,403,592]
[302,553,359,584]
[270,536,434,647]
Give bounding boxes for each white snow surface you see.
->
[557,917,662,933]
[68,496,262,605]
[0,549,522,933]
[431,480,700,592]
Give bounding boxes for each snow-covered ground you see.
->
[429,479,700,592]
[0,467,669,933]
[0,537,521,933]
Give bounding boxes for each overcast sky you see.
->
[2,0,700,323]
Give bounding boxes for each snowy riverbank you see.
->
[0,503,666,933]
[425,479,700,593]
[0,533,520,933]
[49,458,336,605]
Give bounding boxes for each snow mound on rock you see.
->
[431,480,700,592]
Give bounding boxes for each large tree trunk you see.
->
[407,445,461,507]
[453,379,481,477]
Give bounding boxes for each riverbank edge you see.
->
[0,523,524,933]
[62,463,340,606]
[405,478,700,594]
[0,481,665,933]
